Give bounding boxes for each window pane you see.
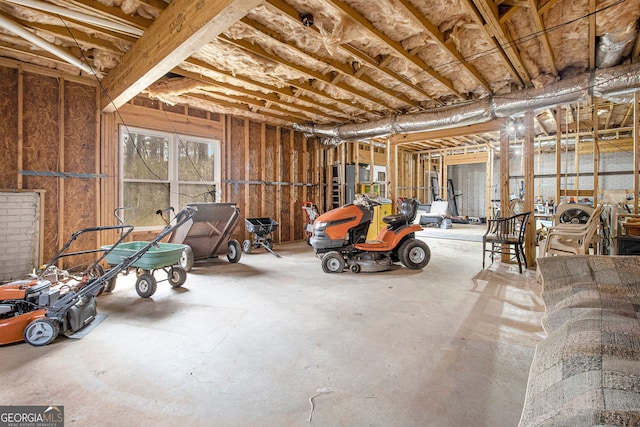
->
[123,131,169,180]
[123,182,170,227]
[178,184,218,207]
[178,139,216,182]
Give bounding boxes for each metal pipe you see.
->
[4,0,144,37]
[0,13,94,74]
[596,24,637,69]
[294,62,640,144]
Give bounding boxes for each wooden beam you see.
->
[182,58,352,118]
[265,0,436,102]
[261,123,267,214]
[554,106,561,205]
[391,119,505,145]
[241,17,419,111]
[634,91,639,214]
[244,119,250,216]
[100,0,261,112]
[500,128,510,262]
[17,66,23,189]
[326,0,463,99]
[524,111,535,265]
[589,0,596,69]
[58,79,65,256]
[593,96,599,206]
[173,66,342,122]
[526,0,557,76]
[219,34,388,113]
[466,0,530,86]
[395,0,491,92]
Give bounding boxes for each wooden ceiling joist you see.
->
[325,0,464,100]
[100,0,261,112]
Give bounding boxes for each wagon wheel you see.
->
[24,318,59,346]
[168,266,187,287]
[135,273,157,298]
[242,239,252,254]
[227,239,242,263]
[179,246,194,272]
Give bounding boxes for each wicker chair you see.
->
[482,212,531,273]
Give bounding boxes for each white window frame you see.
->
[119,125,221,230]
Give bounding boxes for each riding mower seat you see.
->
[383,198,419,231]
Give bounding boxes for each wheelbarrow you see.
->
[164,202,242,271]
[101,206,196,298]
[242,217,280,257]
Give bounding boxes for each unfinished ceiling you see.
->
[0,0,639,150]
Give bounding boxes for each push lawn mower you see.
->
[0,206,195,347]
[310,195,431,273]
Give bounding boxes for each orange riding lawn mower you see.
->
[310,194,431,273]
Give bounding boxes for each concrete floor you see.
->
[1,231,545,426]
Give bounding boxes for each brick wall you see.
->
[0,192,40,282]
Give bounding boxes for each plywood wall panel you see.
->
[22,73,60,261]
[63,81,98,268]
[294,132,305,240]
[248,121,262,217]
[0,67,18,188]
[280,129,291,242]
[264,125,277,220]
[228,117,246,238]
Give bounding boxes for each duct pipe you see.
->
[0,13,94,74]
[294,61,640,144]
[596,23,637,69]
[4,0,144,37]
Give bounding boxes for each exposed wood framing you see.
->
[58,79,65,253]
[593,96,599,206]
[244,119,250,217]
[635,91,639,214]
[554,106,561,205]
[261,123,267,213]
[275,126,282,243]
[500,129,509,261]
[289,129,295,241]
[326,0,462,100]
[17,66,23,189]
[524,110,535,266]
[101,0,261,112]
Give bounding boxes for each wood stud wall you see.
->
[2,59,638,273]
[0,63,101,269]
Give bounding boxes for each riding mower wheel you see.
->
[398,239,431,269]
[321,251,345,273]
